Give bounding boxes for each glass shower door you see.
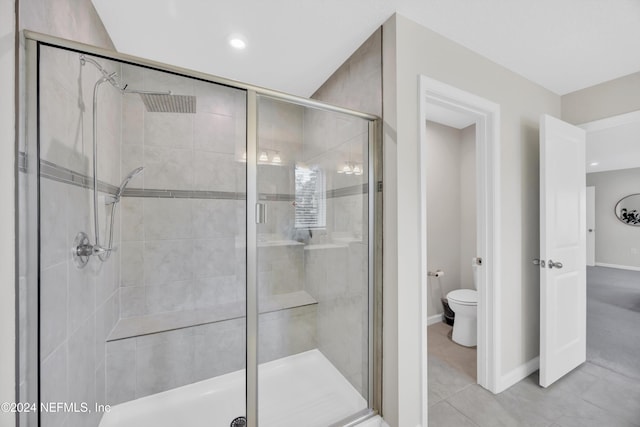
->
[253,94,372,426]
[34,42,249,427]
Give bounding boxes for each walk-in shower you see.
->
[73,55,197,267]
[19,32,381,427]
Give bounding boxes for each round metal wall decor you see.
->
[614,193,640,226]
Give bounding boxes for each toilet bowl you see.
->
[446,289,477,347]
[446,260,478,347]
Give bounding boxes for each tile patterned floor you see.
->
[427,266,640,427]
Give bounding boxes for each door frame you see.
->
[586,186,595,266]
[418,76,501,423]
[579,109,640,271]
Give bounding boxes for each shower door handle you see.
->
[256,203,267,224]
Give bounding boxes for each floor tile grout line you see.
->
[442,400,481,427]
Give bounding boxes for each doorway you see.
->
[579,110,640,381]
[418,76,501,425]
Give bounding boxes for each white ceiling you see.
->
[425,104,476,130]
[93,0,640,97]
[582,111,640,173]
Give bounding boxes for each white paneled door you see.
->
[539,114,587,388]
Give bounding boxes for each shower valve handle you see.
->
[74,235,112,259]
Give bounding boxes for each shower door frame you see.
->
[20,30,382,427]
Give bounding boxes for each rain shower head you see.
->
[139,93,196,114]
[123,88,196,113]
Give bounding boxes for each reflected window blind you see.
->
[294,165,326,229]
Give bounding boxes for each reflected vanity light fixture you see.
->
[341,163,353,174]
[238,149,282,165]
[337,162,363,175]
[271,152,282,164]
[590,162,599,166]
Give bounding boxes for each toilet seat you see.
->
[447,289,477,305]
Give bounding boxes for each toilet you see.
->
[446,261,478,347]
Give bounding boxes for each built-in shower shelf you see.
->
[258,239,305,248]
[107,290,317,342]
[303,243,350,250]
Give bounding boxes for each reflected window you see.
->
[294,165,326,229]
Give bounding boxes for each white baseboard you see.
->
[427,314,443,326]
[595,262,640,272]
[495,356,539,393]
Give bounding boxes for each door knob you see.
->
[533,258,545,268]
[548,260,563,269]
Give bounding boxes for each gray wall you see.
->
[382,14,560,424]
[20,0,114,49]
[459,125,477,288]
[587,168,640,268]
[312,28,382,117]
[426,121,476,318]
[562,71,640,125]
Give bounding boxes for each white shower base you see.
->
[99,349,371,427]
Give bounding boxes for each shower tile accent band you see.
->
[39,157,119,195]
[328,183,368,198]
[122,188,246,200]
[123,186,367,200]
[25,153,368,200]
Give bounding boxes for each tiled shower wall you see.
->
[310,26,382,397]
[106,86,320,404]
[302,106,370,396]
[37,46,122,427]
[260,96,370,395]
[18,1,117,426]
[106,89,370,403]
[118,67,247,316]
[105,68,254,404]
[105,305,317,404]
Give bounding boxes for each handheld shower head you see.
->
[116,166,144,200]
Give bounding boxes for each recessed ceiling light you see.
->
[590,162,599,166]
[229,35,247,50]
